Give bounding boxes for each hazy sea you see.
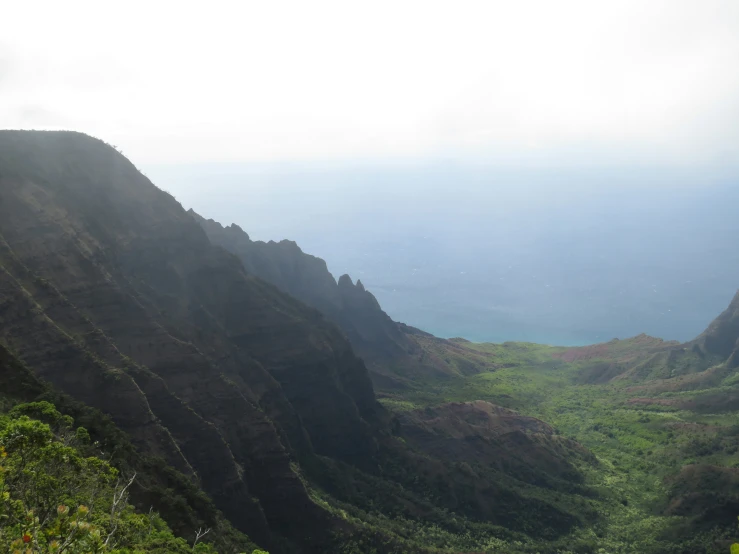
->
[149,162,739,346]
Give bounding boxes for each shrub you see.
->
[0,402,217,553]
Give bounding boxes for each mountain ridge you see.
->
[0,130,599,553]
[0,130,381,551]
[192,210,504,388]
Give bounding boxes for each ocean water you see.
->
[148,162,739,346]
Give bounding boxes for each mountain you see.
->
[190,214,416,381]
[373,294,739,552]
[192,212,500,388]
[0,131,595,553]
[694,290,739,367]
[569,290,739,385]
[0,130,390,551]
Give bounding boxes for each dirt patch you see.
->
[626,397,681,406]
[554,344,610,363]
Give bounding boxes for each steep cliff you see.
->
[191,214,413,367]
[0,342,257,552]
[192,212,498,388]
[0,130,386,551]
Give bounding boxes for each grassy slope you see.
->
[377,337,739,553]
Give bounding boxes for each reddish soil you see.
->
[554,344,609,363]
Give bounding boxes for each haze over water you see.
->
[5,0,739,345]
[150,162,739,346]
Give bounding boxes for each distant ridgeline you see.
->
[1,130,739,553]
[192,210,503,389]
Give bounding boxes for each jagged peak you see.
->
[227,223,248,238]
[187,209,211,224]
[276,239,301,250]
[338,274,354,288]
[338,274,369,292]
[188,210,252,240]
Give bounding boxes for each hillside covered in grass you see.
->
[375,314,739,553]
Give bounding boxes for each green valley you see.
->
[374,332,739,553]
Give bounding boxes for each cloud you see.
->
[1,0,738,166]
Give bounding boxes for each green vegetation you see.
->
[0,401,220,553]
[374,338,739,553]
[3,329,733,554]
[0,345,259,553]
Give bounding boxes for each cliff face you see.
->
[0,130,386,550]
[192,212,493,388]
[0,342,258,552]
[192,213,412,365]
[0,343,46,401]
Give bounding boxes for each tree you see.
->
[0,401,217,553]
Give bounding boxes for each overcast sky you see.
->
[2,0,738,167]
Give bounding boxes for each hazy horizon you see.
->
[147,160,739,346]
[3,0,739,345]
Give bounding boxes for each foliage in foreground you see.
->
[0,343,259,554]
[0,401,220,553]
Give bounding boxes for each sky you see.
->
[2,0,739,168]
[3,2,739,344]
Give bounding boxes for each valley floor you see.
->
[372,338,739,553]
